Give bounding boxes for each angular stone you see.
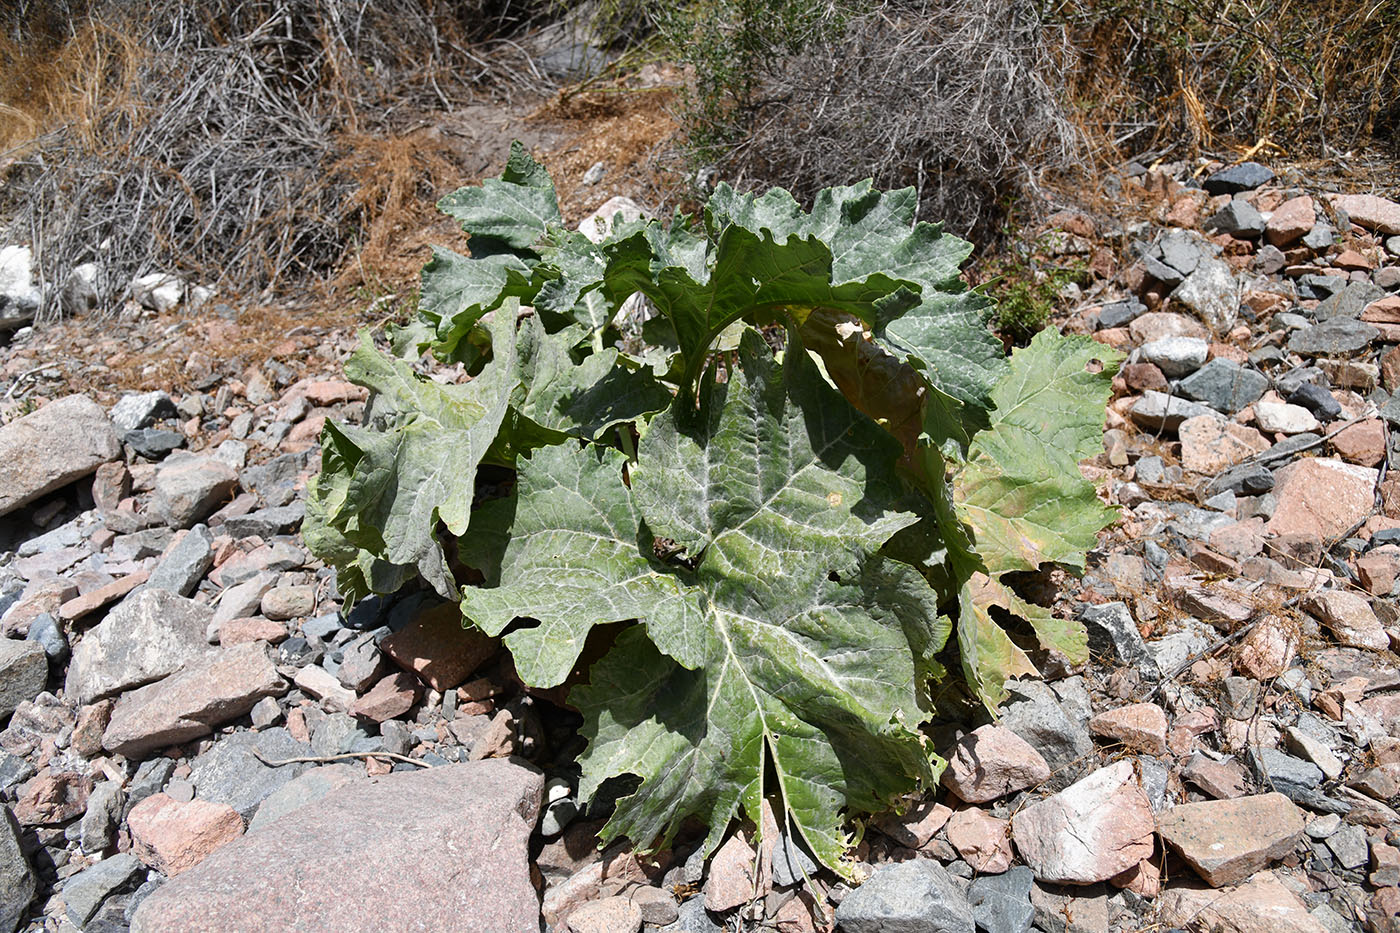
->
[129,760,544,933]
[1177,358,1269,413]
[79,780,124,854]
[349,672,420,724]
[1267,458,1378,540]
[1266,196,1316,247]
[1316,281,1386,320]
[61,853,143,928]
[103,642,287,758]
[380,602,497,692]
[0,809,34,933]
[1181,753,1250,799]
[1088,703,1168,755]
[1205,162,1274,195]
[1130,311,1210,344]
[219,504,304,539]
[1129,390,1215,432]
[0,395,121,518]
[998,682,1093,781]
[941,725,1052,804]
[875,798,951,850]
[1029,882,1108,933]
[1156,793,1304,886]
[947,808,1012,874]
[1331,419,1386,466]
[1255,400,1320,434]
[293,666,357,712]
[1173,257,1239,333]
[13,769,91,825]
[1139,336,1209,377]
[1011,762,1153,885]
[1233,614,1299,679]
[128,794,245,876]
[110,391,178,432]
[1179,415,1270,474]
[146,525,214,596]
[969,867,1034,933]
[1334,194,1400,235]
[833,859,974,933]
[567,895,642,933]
[247,764,360,833]
[218,617,288,646]
[189,729,313,818]
[152,456,239,528]
[1159,872,1325,933]
[0,640,47,720]
[1301,590,1389,650]
[65,588,213,705]
[1080,602,1156,674]
[1288,318,1380,356]
[704,833,754,913]
[1205,199,1266,236]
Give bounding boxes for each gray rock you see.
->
[63,853,143,927]
[188,728,314,819]
[146,525,214,596]
[1147,626,1212,674]
[124,427,186,460]
[248,763,361,833]
[1080,602,1157,675]
[997,681,1092,785]
[64,588,213,705]
[211,572,279,629]
[1250,746,1323,800]
[0,809,34,933]
[1314,281,1386,320]
[969,866,1034,933]
[1030,882,1109,933]
[24,611,68,662]
[1302,223,1335,251]
[1173,255,1239,333]
[110,392,178,433]
[1222,677,1258,719]
[302,613,343,641]
[219,504,305,539]
[79,781,125,855]
[1204,161,1273,194]
[1324,823,1368,869]
[1129,391,1215,432]
[834,859,974,933]
[249,696,282,729]
[1206,462,1275,497]
[124,759,175,817]
[239,452,309,508]
[124,878,162,925]
[335,636,389,693]
[151,456,239,528]
[1176,359,1269,413]
[130,760,544,933]
[1287,383,1342,421]
[1142,253,1186,288]
[771,831,819,887]
[1205,200,1266,237]
[1139,337,1209,377]
[1096,300,1145,329]
[655,897,722,932]
[378,720,413,757]
[310,712,367,758]
[1287,317,1379,356]
[1158,231,1203,278]
[0,754,34,794]
[0,395,122,519]
[1254,244,1286,274]
[0,640,47,720]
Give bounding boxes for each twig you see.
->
[251,748,430,769]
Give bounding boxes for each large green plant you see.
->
[306,142,1121,876]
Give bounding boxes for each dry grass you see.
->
[0,0,549,322]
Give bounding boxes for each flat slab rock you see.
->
[0,395,120,518]
[65,588,213,705]
[1158,871,1326,933]
[129,759,545,933]
[1010,760,1154,884]
[1156,792,1304,886]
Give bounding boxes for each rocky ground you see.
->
[0,156,1398,933]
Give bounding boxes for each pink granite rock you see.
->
[128,794,245,876]
[1010,761,1154,885]
[1156,792,1304,886]
[1089,703,1169,755]
[1266,458,1378,541]
[941,724,1053,804]
[1333,194,1400,235]
[946,808,1013,874]
[1159,871,1325,933]
[129,759,544,933]
[1265,195,1316,246]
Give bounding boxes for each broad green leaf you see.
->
[308,313,518,599]
[950,329,1121,709]
[874,289,1006,429]
[458,444,698,687]
[954,329,1122,575]
[578,553,948,876]
[417,247,532,360]
[507,316,672,448]
[436,141,561,255]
